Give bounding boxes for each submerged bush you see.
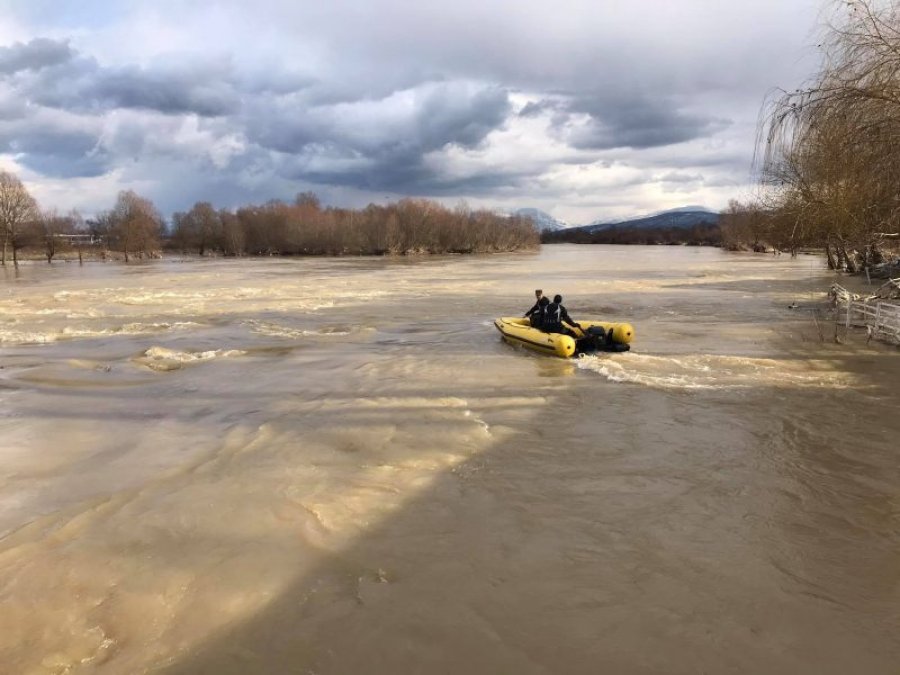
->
[169,196,539,256]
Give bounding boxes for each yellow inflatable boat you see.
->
[494,317,634,358]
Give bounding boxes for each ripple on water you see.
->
[0,321,204,345]
[244,319,353,339]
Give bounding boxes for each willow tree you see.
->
[760,0,900,269]
[0,171,38,267]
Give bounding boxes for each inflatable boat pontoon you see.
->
[494,317,633,358]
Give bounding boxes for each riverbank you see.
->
[3,244,543,266]
[1,248,158,265]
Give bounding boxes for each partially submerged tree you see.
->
[759,0,900,268]
[39,210,80,263]
[219,209,245,256]
[223,195,538,256]
[0,171,39,267]
[172,202,222,255]
[720,199,773,252]
[3,181,535,262]
[105,191,163,262]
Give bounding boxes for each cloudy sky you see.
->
[0,0,824,224]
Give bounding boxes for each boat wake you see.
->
[576,352,858,390]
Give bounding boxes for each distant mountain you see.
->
[540,206,723,246]
[578,208,719,234]
[513,208,571,232]
[510,205,719,235]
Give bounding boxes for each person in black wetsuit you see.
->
[532,296,550,328]
[543,294,581,337]
[524,289,544,327]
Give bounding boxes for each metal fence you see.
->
[832,281,900,345]
[844,299,900,344]
[54,234,105,246]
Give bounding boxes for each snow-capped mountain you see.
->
[511,205,719,234]
[579,207,718,233]
[513,208,571,232]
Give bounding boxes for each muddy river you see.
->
[1,245,898,674]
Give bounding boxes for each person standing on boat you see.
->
[543,294,581,337]
[532,296,550,328]
[524,289,544,327]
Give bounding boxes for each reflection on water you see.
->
[0,246,898,674]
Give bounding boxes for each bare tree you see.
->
[0,171,39,267]
[39,210,77,263]
[759,0,900,269]
[721,200,764,251]
[107,191,163,262]
[219,209,245,256]
[172,202,222,255]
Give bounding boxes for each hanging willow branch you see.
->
[746,1,900,268]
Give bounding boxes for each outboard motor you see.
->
[576,326,630,353]
[584,326,608,345]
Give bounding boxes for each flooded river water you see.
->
[1,245,898,674]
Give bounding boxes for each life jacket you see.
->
[543,302,563,331]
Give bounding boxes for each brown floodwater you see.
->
[0,245,898,674]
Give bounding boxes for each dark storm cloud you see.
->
[0,38,74,75]
[0,126,107,177]
[658,171,703,184]
[249,83,512,192]
[15,149,108,178]
[287,155,532,196]
[518,99,560,118]
[10,43,239,117]
[90,65,240,116]
[20,54,101,110]
[422,171,532,195]
[0,42,242,179]
[416,86,510,149]
[238,68,316,96]
[250,84,509,155]
[0,91,27,119]
[2,36,518,192]
[563,93,730,150]
[247,106,319,155]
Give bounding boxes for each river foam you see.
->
[134,346,247,371]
